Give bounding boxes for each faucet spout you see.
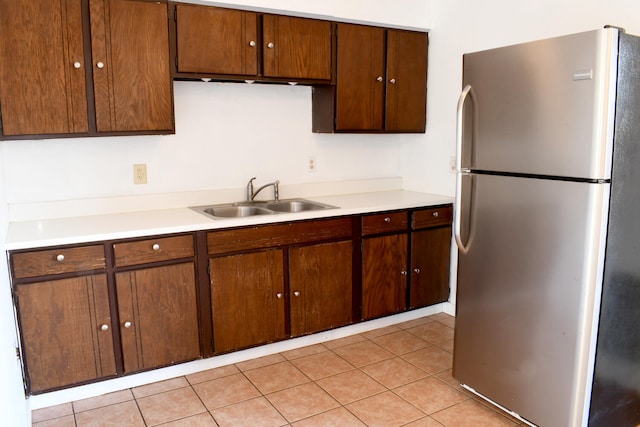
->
[249,179,280,201]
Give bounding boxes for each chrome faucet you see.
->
[246,177,280,202]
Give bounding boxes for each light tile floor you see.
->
[32,313,528,427]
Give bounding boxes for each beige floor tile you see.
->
[212,396,288,427]
[434,339,454,354]
[403,416,447,427]
[290,351,354,380]
[33,415,76,427]
[434,369,466,392]
[32,403,73,423]
[193,373,261,411]
[332,340,395,367]
[362,324,402,339]
[407,322,454,345]
[402,345,453,374]
[244,361,310,394]
[315,369,386,405]
[235,353,286,371]
[361,357,428,388]
[281,344,328,360]
[431,399,518,427]
[430,313,456,329]
[186,364,240,385]
[395,377,467,414]
[322,334,367,350]
[346,391,425,427]
[396,316,434,330]
[137,386,206,426]
[372,330,430,355]
[132,376,190,399]
[157,412,218,427]
[75,400,145,427]
[72,389,134,413]
[292,407,367,426]
[267,382,339,423]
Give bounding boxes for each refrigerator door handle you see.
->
[456,84,476,172]
[454,171,472,253]
[455,85,476,254]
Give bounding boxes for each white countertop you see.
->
[5,190,453,250]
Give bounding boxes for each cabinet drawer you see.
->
[208,218,352,255]
[12,245,106,279]
[362,211,408,236]
[113,235,194,267]
[412,205,453,229]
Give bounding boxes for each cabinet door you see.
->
[210,250,285,353]
[386,30,428,132]
[0,0,88,136]
[116,263,200,373]
[362,234,408,320]
[89,0,173,132]
[263,15,332,80]
[289,241,353,337]
[410,227,452,309]
[15,275,115,393]
[335,23,385,131]
[175,5,258,76]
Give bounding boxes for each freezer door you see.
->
[453,174,609,427]
[461,29,617,179]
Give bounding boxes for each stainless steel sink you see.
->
[265,199,337,213]
[192,198,337,219]
[203,205,273,218]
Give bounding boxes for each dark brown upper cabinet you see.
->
[173,3,332,83]
[312,23,428,133]
[0,0,174,140]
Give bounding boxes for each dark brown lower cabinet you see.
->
[115,263,200,372]
[289,240,353,336]
[410,227,452,308]
[15,275,116,393]
[209,250,286,353]
[11,205,451,393]
[362,233,408,320]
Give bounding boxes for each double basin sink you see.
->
[192,198,338,219]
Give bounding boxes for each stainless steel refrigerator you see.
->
[453,27,640,427]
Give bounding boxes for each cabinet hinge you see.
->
[174,7,177,21]
[15,347,20,359]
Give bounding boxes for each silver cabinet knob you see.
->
[389,78,396,84]
[267,42,274,49]
[124,321,132,328]
[414,268,421,274]
[401,270,408,276]
[56,254,65,262]
[152,243,160,251]
[276,292,283,299]
[384,217,391,223]
[249,40,256,47]
[433,211,439,217]
[100,324,109,331]
[73,61,81,69]
[293,291,300,297]
[376,76,383,82]
[96,61,105,69]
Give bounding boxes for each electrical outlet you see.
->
[134,163,147,184]
[449,156,457,174]
[308,156,317,173]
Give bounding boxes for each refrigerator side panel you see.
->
[462,29,617,179]
[453,174,608,427]
[589,31,640,427]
